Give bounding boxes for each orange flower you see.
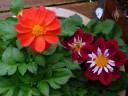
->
[15,6,61,52]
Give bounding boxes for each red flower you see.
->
[15,6,61,52]
[62,29,93,63]
[81,37,127,86]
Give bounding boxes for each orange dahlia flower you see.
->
[15,6,61,52]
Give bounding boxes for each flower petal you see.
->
[32,36,46,52]
[112,67,121,79]
[98,67,103,75]
[17,33,35,47]
[92,66,99,74]
[44,35,59,44]
[45,18,60,31]
[62,41,72,49]
[45,42,51,50]
[15,24,31,33]
[46,29,61,35]
[85,67,99,80]
[111,51,127,66]
[94,37,105,53]
[104,67,109,73]
[106,40,118,57]
[99,70,112,86]
[74,29,83,37]
[34,6,46,24]
[71,51,78,60]
[43,10,56,26]
[22,9,32,20]
[80,45,96,60]
[18,16,33,28]
[82,32,93,44]
[78,57,85,64]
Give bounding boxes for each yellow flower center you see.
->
[73,42,83,51]
[32,25,45,36]
[95,55,108,67]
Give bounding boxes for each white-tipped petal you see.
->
[97,47,102,53]
[107,65,112,69]
[98,67,102,75]
[78,36,80,41]
[90,62,96,68]
[93,66,99,74]
[68,43,73,47]
[92,52,97,58]
[107,65,114,72]
[82,42,86,46]
[78,51,82,56]
[105,53,109,57]
[74,37,77,42]
[87,60,93,63]
[88,54,93,58]
[109,60,115,63]
[104,67,109,73]
[104,49,109,55]
[108,62,115,66]
[109,67,114,72]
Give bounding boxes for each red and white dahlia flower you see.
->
[81,37,127,86]
[62,29,93,64]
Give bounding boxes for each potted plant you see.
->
[0,0,127,96]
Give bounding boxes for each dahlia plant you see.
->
[0,0,128,96]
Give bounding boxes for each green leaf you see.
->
[62,57,80,70]
[102,90,118,96]
[34,55,45,67]
[102,19,115,35]
[45,67,52,79]
[27,62,38,74]
[19,75,31,84]
[18,63,27,75]
[69,14,83,25]
[37,81,49,96]
[50,89,62,96]
[111,24,122,39]
[51,62,65,69]
[44,68,72,89]
[115,38,124,46]
[18,86,39,96]
[17,89,24,96]
[119,44,127,52]
[0,77,15,94]
[10,0,24,15]
[2,47,24,63]
[86,19,97,28]
[16,40,22,49]
[46,53,63,64]
[12,47,24,62]
[77,88,87,96]
[0,18,17,40]
[60,14,82,36]
[42,44,57,55]
[93,21,103,34]
[3,89,13,96]
[2,46,14,64]
[11,87,20,96]
[61,84,72,96]
[0,62,18,76]
[30,88,40,96]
